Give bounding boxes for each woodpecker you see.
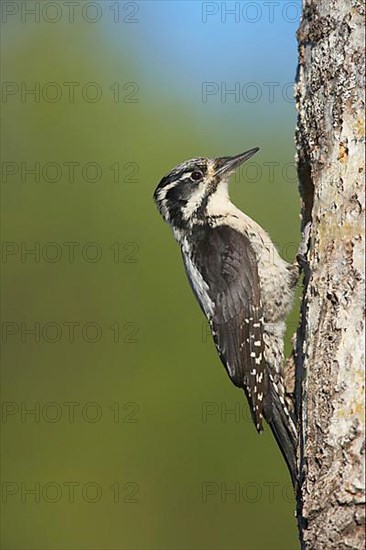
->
[153,148,299,483]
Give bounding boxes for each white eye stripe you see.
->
[180,173,193,180]
[156,172,200,201]
[155,181,178,200]
[181,172,203,181]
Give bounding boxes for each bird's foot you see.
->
[296,221,312,278]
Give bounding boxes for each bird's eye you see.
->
[190,170,203,181]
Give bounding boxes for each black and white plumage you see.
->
[153,148,298,483]
[182,224,266,430]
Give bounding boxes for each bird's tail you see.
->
[263,382,297,486]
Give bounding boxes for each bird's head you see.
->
[153,147,259,229]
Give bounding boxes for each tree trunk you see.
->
[295,0,365,548]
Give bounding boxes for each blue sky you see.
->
[106,0,301,104]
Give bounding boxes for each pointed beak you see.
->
[214,147,260,177]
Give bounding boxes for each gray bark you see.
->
[295,0,365,548]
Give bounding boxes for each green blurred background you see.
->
[1,1,302,548]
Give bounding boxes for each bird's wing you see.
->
[182,224,266,431]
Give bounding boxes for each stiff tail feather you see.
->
[263,384,297,486]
